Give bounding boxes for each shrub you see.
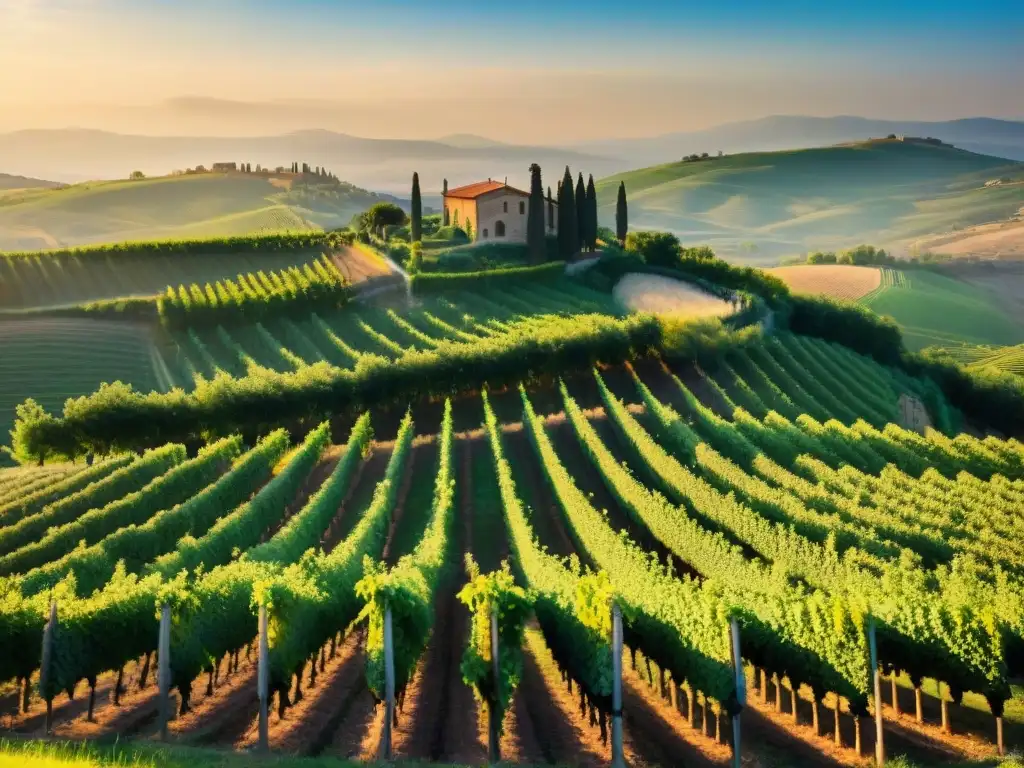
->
[906,349,1024,436]
[0,232,343,264]
[624,230,681,268]
[157,255,352,331]
[12,312,659,459]
[783,294,903,364]
[410,261,566,294]
[407,241,423,273]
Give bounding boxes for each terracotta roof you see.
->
[444,180,529,200]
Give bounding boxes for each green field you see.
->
[0,172,387,252]
[595,140,1024,261]
[0,319,162,464]
[859,268,1024,350]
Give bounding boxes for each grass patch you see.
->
[860,268,1024,349]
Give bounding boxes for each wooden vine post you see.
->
[996,709,1005,757]
[157,603,171,741]
[39,600,57,734]
[380,604,395,760]
[611,603,625,768]
[258,603,270,753]
[868,619,885,766]
[730,617,745,768]
[488,605,501,764]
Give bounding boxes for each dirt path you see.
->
[390,436,485,764]
[898,394,933,434]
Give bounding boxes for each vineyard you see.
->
[157,280,624,390]
[931,343,1024,379]
[1,280,1023,767]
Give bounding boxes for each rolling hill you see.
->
[0,173,62,192]
[579,115,1024,166]
[596,139,1024,262]
[0,128,615,197]
[770,263,1024,351]
[0,171,399,251]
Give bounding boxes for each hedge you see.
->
[409,261,566,294]
[0,231,351,264]
[11,312,660,461]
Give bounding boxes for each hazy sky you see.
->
[2,0,1021,142]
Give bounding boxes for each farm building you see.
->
[443,179,557,243]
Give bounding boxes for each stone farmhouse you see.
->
[443,179,558,244]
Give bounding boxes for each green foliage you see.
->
[527,163,546,265]
[407,241,423,273]
[9,311,660,460]
[558,166,578,259]
[615,181,628,244]
[357,402,454,699]
[624,230,681,267]
[15,432,284,597]
[410,172,422,242]
[457,556,533,723]
[785,293,904,364]
[0,442,237,577]
[481,389,615,711]
[158,255,352,331]
[150,424,329,579]
[358,202,408,237]
[907,349,1024,436]
[658,317,761,365]
[0,444,186,560]
[410,261,565,294]
[1,231,344,264]
[255,413,414,708]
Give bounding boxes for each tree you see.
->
[129,170,145,180]
[624,230,680,268]
[411,172,423,242]
[615,182,628,244]
[442,179,450,226]
[526,163,546,264]
[585,174,597,252]
[575,173,587,253]
[547,186,554,231]
[363,202,408,238]
[557,167,577,259]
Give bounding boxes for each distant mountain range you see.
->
[0,173,62,191]
[576,116,1024,166]
[2,117,1023,199]
[0,129,612,198]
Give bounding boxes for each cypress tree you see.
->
[575,173,587,253]
[547,186,554,231]
[526,163,545,264]
[557,166,577,259]
[585,174,597,251]
[616,181,628,245]
[411,172,423,242]
[442,179,450,227]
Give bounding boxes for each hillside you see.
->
[0,128,616,197]
[596,140,1024,262]
[0,173,61,192]
[0,171,397,251]
[579,115,1024,165]
[770,263,1024,350]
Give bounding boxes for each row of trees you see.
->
[555,166,599,261]
[157,255,352,330]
